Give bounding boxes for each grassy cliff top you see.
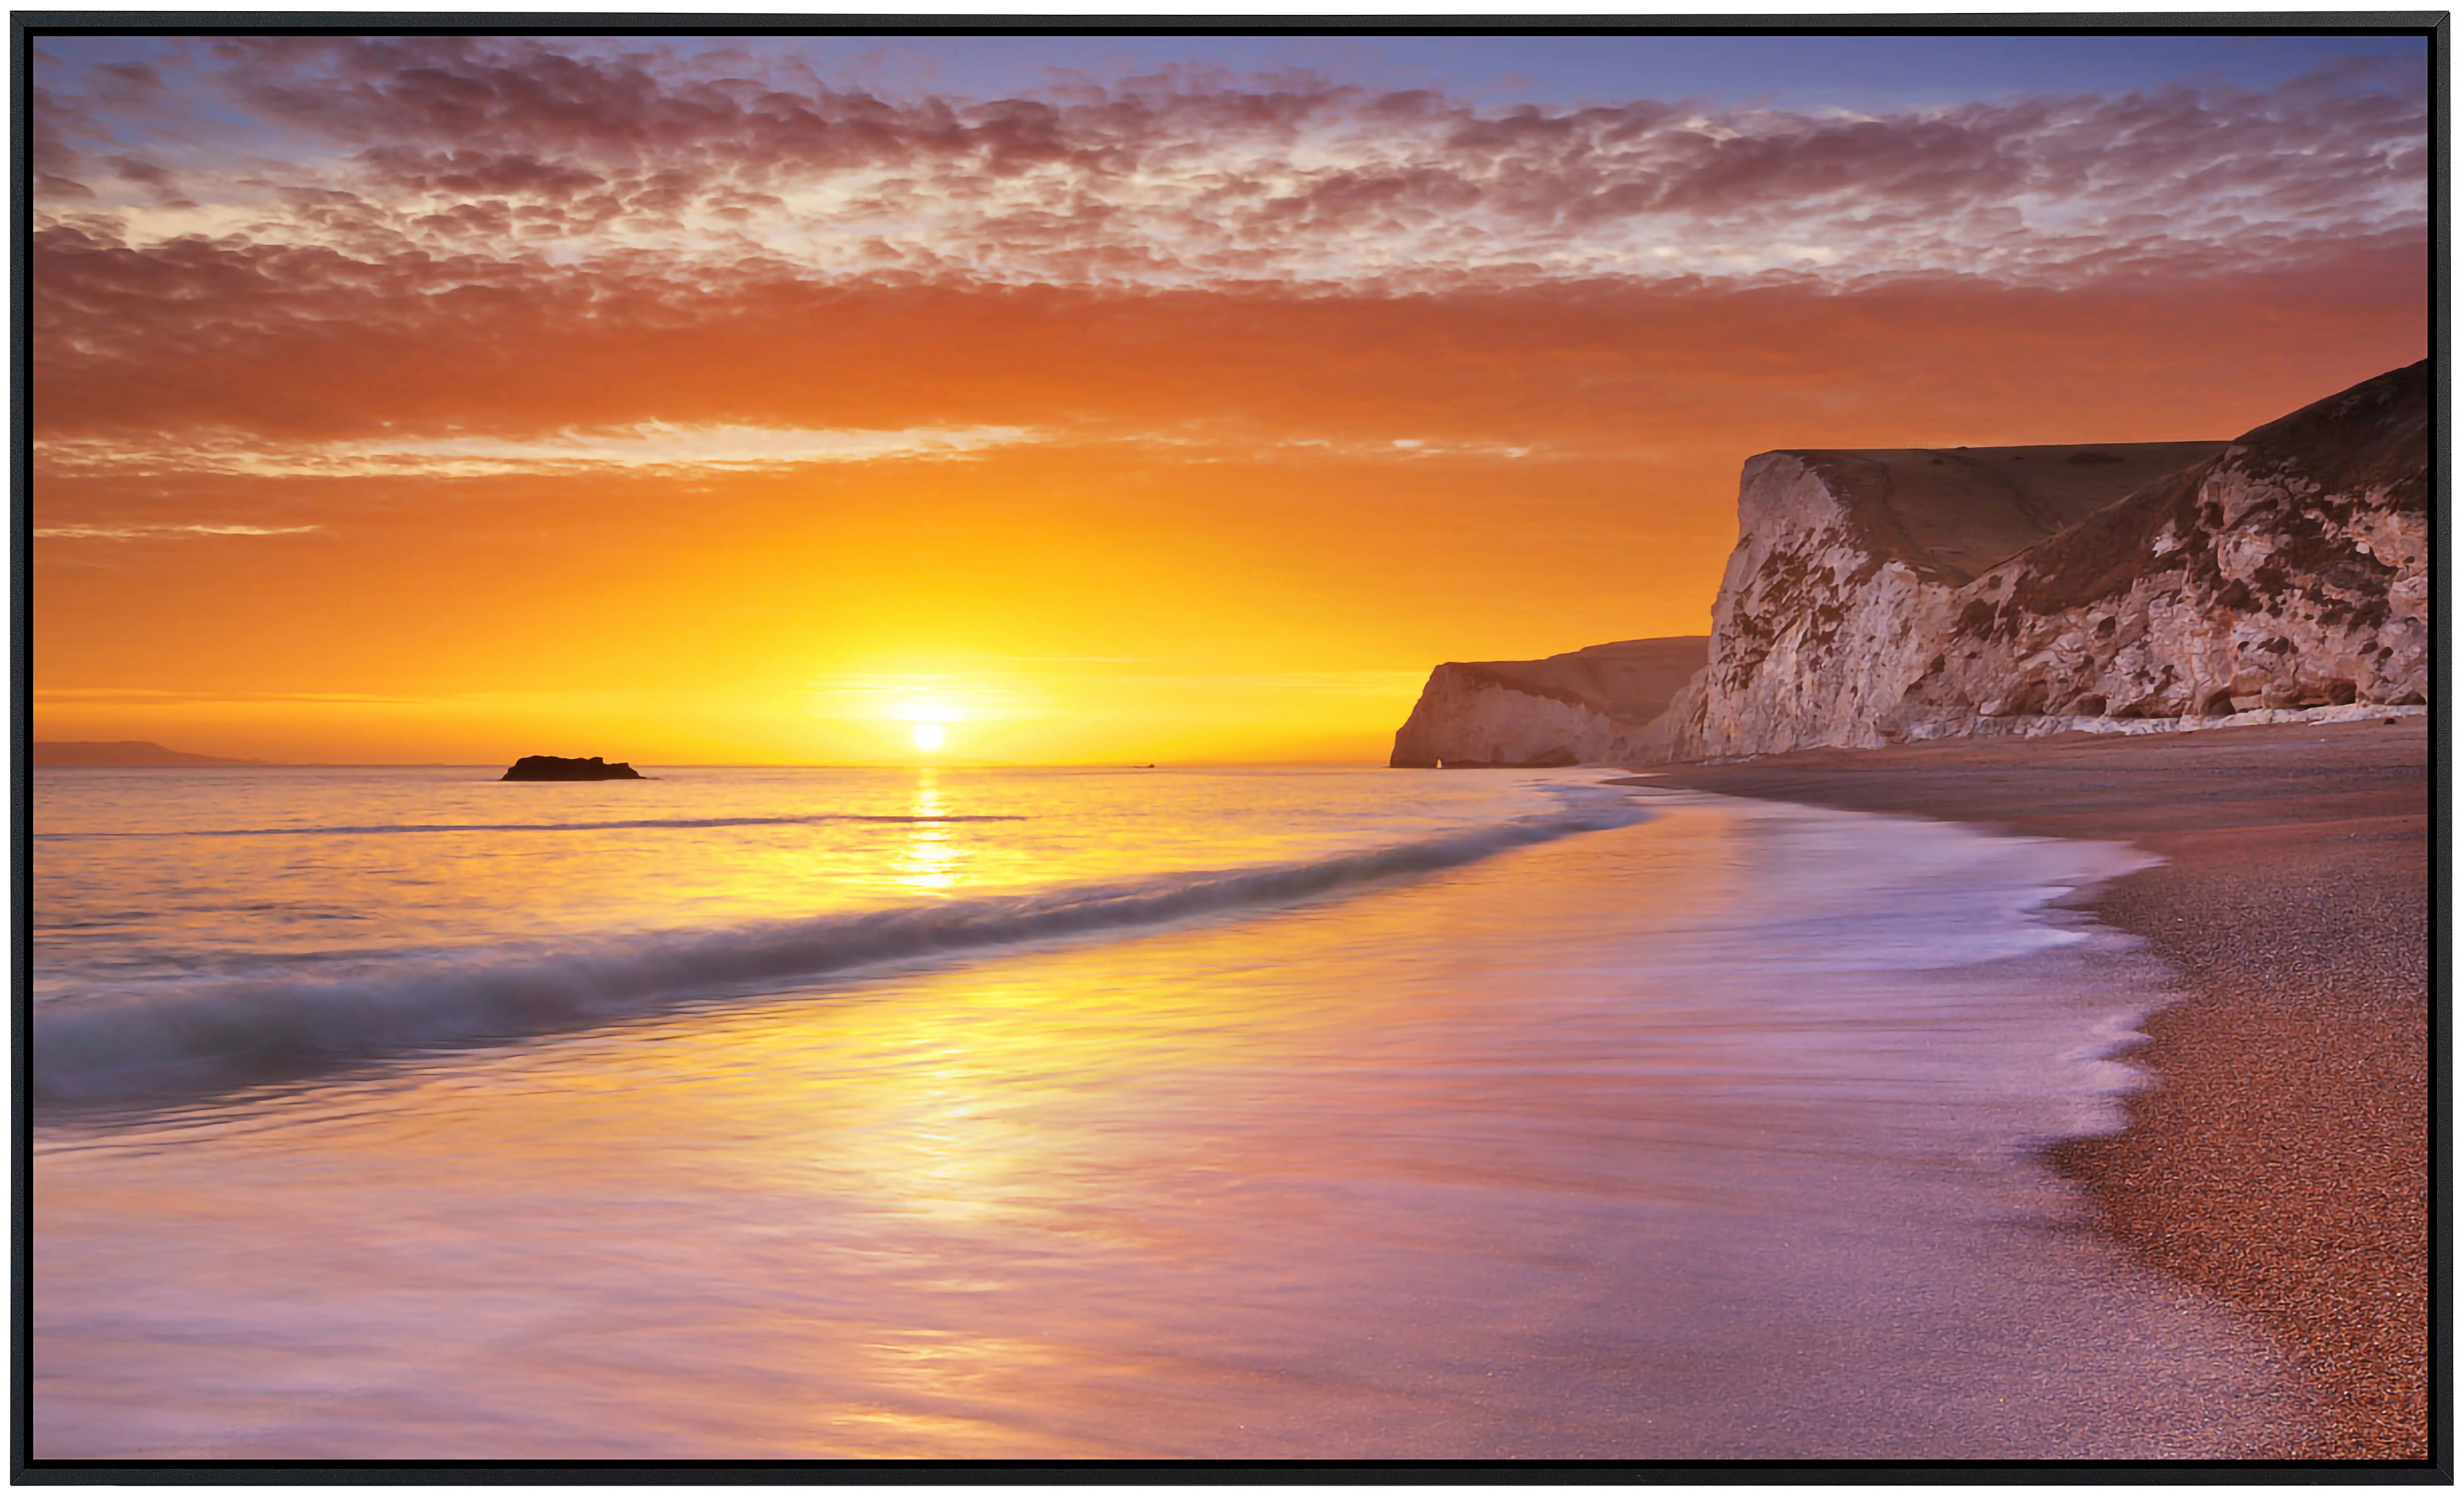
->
[1448,635,1710,724]
[1781,441,2229,584]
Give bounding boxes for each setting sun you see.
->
[910,723,947,752]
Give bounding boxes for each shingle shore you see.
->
[1642,717,2429,1460]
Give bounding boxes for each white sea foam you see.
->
[34,794,1649,1104]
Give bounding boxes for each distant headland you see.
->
[501,755,644,781]
[32,740,267,767]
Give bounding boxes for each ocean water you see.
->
[30,766,2312,1459]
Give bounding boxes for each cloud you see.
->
[30,86,101,199]
[29,40,2428,292]
[36,423,1041,478]
[23,232,2429,461]
[1120,428,1549,463]
[34,686,419,704]
[34,522,325,540]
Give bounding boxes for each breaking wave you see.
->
[34,797,1648,1104]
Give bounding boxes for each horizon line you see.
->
[26,759,1403,770]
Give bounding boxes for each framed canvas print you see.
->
[17,13,2441,1478]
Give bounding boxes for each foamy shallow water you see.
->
[31,770,2314,1458]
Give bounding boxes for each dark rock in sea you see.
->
[501,755,643,781]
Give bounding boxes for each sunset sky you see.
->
[30,30,2430,764]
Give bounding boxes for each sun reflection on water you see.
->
[895,772,965,892]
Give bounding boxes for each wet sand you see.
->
[1642,717,2430,1460]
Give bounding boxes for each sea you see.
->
[29,764,2314,1460]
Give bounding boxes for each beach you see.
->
[1645,716,2430,1459]
[32,765,2321,1460]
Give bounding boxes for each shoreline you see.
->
[1639,717,2430,1460]
[36,779,2332,1460]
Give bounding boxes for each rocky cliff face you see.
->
[1390,636,1707,767]
[1645,361,2430,760]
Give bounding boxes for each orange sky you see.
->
[30,35,2430,763]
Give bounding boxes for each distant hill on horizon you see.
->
[32,740,271,767]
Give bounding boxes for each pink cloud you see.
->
[29,41,2425,293]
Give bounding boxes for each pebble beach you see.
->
[1647,716,2430,1459]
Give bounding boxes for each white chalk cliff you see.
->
[1643,361,2429,760]
[1390,637,1707,768]
[1390,361,2429,768]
